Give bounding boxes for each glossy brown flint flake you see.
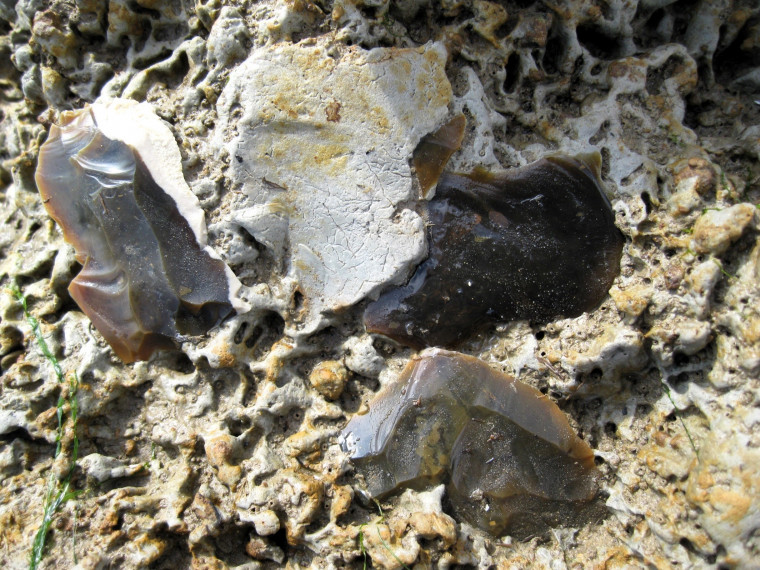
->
[412,114,466,197]
[365,153,625,349]
[36,105,237,363]
[340,349,600,537]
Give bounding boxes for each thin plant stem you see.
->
[662,382,699,460]
[356,500,412,570]
[9,283,81,570]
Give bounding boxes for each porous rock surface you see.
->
[0,0,759,569]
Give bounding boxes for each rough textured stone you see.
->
[1,0,759,567]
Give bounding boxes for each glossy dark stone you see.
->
[364,153,624,349]
[341,349,600,536]
[36,106,236,362]
[412,114,466,197]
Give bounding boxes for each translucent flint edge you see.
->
[90,98,249,313]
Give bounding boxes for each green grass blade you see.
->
[9,283,82,570]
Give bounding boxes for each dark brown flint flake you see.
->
[364,152,624,349]
[412,114,466,197]
[340,349,601,537]
[35,104,238,363]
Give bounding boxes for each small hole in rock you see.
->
[163,352,195,373]
[234,321,248,345]
[503,53,520,93]
[679,537,697,554]
[673,352,689,367]
[292,290,304,311]
[641,191,652,214]
[244,325,263,349]
[576,24,620,59]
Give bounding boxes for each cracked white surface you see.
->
[214,40,451,330]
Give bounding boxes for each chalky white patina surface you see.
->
[214,40,451,331]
